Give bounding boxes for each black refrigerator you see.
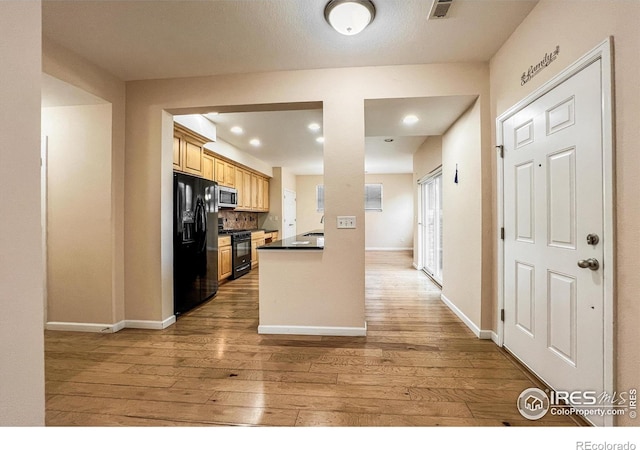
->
[173,172,219,317]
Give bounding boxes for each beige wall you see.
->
[441,100,485,329]
[43,104,115,326]
[490,0,640,425]
[0,0,44,425]
[364,174,413,250]
[413,136,443,267]
[42,38,127,326]
[124,63,490,327]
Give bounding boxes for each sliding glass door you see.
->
[420,172,442,285]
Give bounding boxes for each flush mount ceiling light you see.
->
[324,0,376,36]
[403,114,419,125]
[230,126,244,135]
[249,138,261,147]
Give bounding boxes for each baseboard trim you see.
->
[439,294,493,340]
[46,316,176,333]
[126,316,176,330]
[46,321,126,333]
[365,247,412,251]
[258,323,367,337]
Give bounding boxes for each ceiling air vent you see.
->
[429,0,453,19]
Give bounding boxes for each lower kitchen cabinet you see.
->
[218,236,232,281]
[251,230,265,269]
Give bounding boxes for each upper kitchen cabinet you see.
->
[215,158,235,188]
[174,123,270,212]
[202,153,215,181]
[173,124,204,176]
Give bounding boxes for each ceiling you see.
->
[41,0,538,175]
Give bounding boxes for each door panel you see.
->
[503,60,605,424]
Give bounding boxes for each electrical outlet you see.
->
[337,216,356,229]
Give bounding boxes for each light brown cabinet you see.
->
[262,178,270,211]
[173,136,183,171]
[202,153,215,181]
[174,124,270,212]
[218,236,232,281]
[174,125,205,176]
[251,230,265,269]
[215,158,235,188]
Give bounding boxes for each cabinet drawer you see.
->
[218,236,231,246]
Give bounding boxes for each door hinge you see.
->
[496,145,504,158]
[500,309,505,322]
[500,227,505,240]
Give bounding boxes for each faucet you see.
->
[320,215,324,224]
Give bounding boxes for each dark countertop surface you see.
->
[258,230,324,250]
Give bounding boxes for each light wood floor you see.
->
[45,251,579,426]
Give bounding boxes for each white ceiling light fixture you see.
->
[324,0,376,36]
[402,114,419,125]
[230,126,244,135]
[249,138,261,147]
[316,136,325,143]
[308,122,321,132]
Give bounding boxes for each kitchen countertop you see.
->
[258,230,324,250]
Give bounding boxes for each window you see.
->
[364,184,383,211]
[316,184,324,212]
[316,183,383,212]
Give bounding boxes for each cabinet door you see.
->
[250,173,259,210]
[219,245,232,280]
[251,239,258,268]
[183,137,203,176]
[243,170,252,210]
[257,177,264,210]
[202,153,215,181]
[224,162,235,188]
[262,178,269,211]
[235,167,244,209]
[215,158,226,185]
[173,135,183,171]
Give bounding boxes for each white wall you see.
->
[43,104,115,327]
[364,174,413,251]
[0,0,44,425]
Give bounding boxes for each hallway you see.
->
[44,251,578,426]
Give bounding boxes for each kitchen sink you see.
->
[303,232,324,236]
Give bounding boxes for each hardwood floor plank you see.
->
[44,251,579,427]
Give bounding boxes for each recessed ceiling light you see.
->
[249,138,261,147]
[230,126,243,135]
[308,122,321,132]
[316,136,325,143]
[403,114,419,125]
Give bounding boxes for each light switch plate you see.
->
[337,216,356,229]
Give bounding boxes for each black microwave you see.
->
[217,185,238,209]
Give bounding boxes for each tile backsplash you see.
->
[219,211,259,230]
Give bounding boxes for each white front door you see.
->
[502,60,605,423]
[283,189,296,239]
